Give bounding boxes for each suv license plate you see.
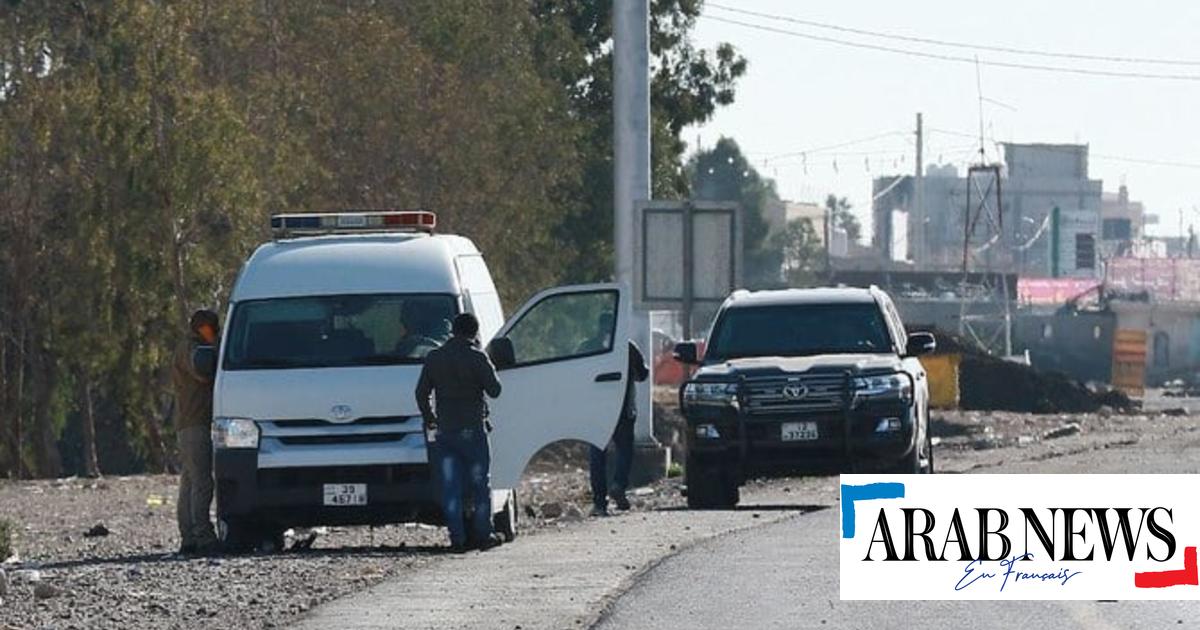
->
[781,421,819,441]
[323,483,367,506]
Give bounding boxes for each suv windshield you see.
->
[705,303,893,361]
[224,294,456,370]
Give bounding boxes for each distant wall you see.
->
[1111,301,1200,384]
[1013,311,1116,384]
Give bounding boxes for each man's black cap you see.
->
[452,313,480,338]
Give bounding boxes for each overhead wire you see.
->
[701,14,1200,82]
[706,3,1200,67]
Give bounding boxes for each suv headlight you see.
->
[682,381,739,408]
[852,373,913,404]
[212,417,260,449]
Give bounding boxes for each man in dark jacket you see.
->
[172,309,220,555]
[590,341,649,516]
[415,313,503,552]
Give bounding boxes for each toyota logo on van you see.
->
[330,404,354,423]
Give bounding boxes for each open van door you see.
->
[487,283,630,489]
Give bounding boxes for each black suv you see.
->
[674,286,936,509]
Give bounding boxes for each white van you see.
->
[210,211,631,549]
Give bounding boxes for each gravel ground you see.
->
[1,402,1191,630]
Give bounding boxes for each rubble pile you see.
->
[926,328,1134,414]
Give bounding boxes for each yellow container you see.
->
[919,353,961,410]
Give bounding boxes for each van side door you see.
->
[486,283,630,489]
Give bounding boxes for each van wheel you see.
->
[494,492,518,542]
[685,456,739,510]
[218,517,257,554]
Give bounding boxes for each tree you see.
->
[825,194,862,244]
[530,0,748,284]
[770,218,823,287]
[687,137,782,288]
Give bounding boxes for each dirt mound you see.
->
[922,328,1132,414]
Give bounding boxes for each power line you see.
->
[761,130,909,161]
[702,15,1200,82]
[707,3,1200,67]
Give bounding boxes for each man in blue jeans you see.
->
[415,313,503,552]
[590,341,649,516]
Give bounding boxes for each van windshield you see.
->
[224,294,457,370]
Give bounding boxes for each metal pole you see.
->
[914,113,924,266]
[682,201,694,339]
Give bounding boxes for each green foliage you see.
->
[770,218,824,287]
[687,137,782,288]
[0,0,744,478]
[0,518,12,561]
[825,194,862,244]
[666,461,684,478]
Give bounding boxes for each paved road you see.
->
[595,417,1200,630]
[593,508,1200,630]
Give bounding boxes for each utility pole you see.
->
[914,113,924,267]
[613,0,650,290]
[614,0,667,481]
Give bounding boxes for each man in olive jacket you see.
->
[415,313,503,552]
[172,309,220,555]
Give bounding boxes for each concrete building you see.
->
[872,143,1103,278]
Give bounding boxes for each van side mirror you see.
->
[487,337,516,370]
[192,345,217,378]
[905,332,937,357]
[673,341,699,365]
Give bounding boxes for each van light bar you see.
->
[270,211,437,236]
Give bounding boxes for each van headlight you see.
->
[212,417,260,449]
[682,381,739,408]
[852,373,913,405]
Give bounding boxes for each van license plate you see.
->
[781,422,819,441]
[323,483,367,506]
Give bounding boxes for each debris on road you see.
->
[83,524,110,538]
[930,329,1135,414]
[1043,422,1083,440]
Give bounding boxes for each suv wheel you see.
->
[922,420,935,474]
[685,455,739,510]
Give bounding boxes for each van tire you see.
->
[494,492,518,542]
[218,517,257,554]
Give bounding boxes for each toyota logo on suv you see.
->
[782,384,808,400]
[330,404,354,422]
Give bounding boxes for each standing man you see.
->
[590,340,649,516]
[415,313,503,552]
[172,309,221,556]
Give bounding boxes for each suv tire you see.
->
[685,456,739,510]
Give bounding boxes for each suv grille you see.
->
[743,373,848,415]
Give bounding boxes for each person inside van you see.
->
[396,302,448,359]
[415,313,503,552]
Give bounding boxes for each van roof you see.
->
[232,233,479,301]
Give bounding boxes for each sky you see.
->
[686,0,1200,238]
